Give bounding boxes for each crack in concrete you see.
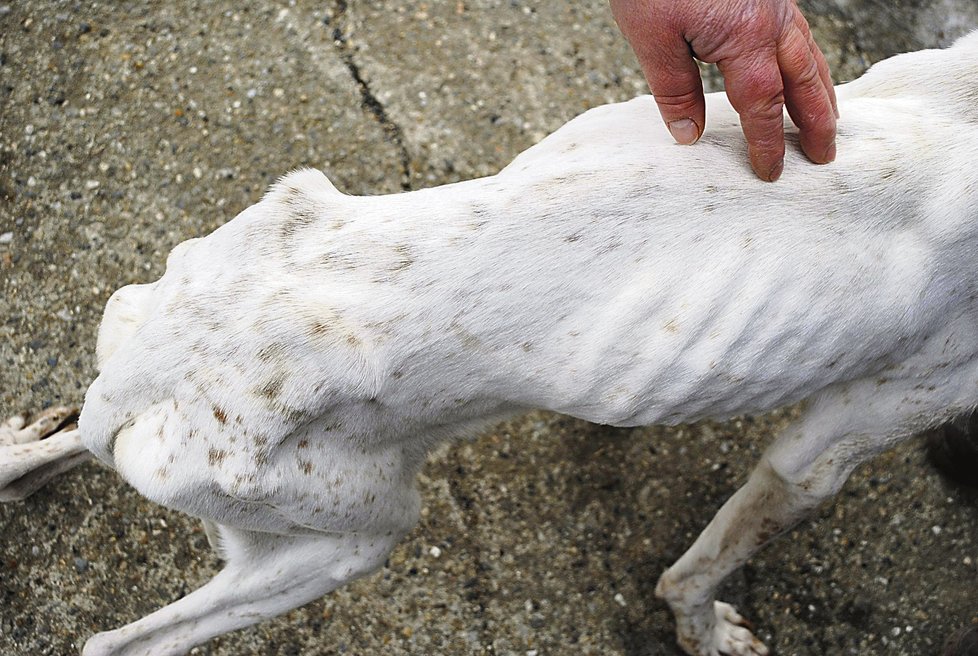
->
[329,0,413,191]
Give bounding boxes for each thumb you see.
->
[633,36,706,145]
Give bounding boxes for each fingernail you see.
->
[822,140,837,163]
[668,119,699,145]
[768,159,784,181]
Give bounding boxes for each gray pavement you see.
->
[1,1,976,655]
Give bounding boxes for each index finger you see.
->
[718,48,787,181]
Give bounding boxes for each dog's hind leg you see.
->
[0,407,93,501]
[654,367,976,656]
[81,524,402,656]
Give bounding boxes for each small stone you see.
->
[429,546,441,558]
[0,232,12,244]
[73,557,89,573]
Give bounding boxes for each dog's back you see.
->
[81,31,978,493]
[75,33,978,656]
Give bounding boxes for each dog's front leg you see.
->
[654,453,799,656]
[81,525,401,656]
[654,373,955,656]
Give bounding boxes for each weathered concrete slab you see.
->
[1,1,976,655]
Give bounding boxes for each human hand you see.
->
[609,0,838,181]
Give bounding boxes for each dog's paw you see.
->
[0,406,87,502]
[0,406,77,446]
[709,602,768,656]
[676,601,769,656]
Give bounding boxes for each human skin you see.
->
[610,0,838,181]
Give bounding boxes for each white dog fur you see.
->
[4,31,978,656]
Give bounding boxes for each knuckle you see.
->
[745,91,786,122]
[652,88,703,113]
[791,58,823,90]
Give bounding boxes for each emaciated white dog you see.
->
[3,31,977,656]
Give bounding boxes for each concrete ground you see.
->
[1,1,977,654]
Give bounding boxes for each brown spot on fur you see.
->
[256,375,285,400]
[755,517,784,545]
[256,343,286,363]
[208,448,228,466]
[320,250,359,270]
[279,203,320,240]
[297,439,309,449]
[451,322,481,349]
[390,244,415,272]
[213,406,228,425]
[155,467,169,480]
[300,460,314,475]
[308,321,333,338]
